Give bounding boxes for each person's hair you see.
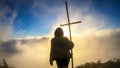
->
[54,27,64,37]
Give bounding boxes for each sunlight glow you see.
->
[61,26,70,37]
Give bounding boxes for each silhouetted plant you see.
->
[76,59,120,68]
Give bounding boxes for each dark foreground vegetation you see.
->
[76,59,120,68]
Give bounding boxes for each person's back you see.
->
[51,37,72,59]
[50,27,74,68]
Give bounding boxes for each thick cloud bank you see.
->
[0,37,50,68]
[0,40,18,57]
[0,37,49,57]
[0,29,120,68]
[73,28,120,66]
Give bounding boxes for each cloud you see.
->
[0,40,19,57]
[0,36,51,68]
[0,29,120,68]
[73,28,120,66]
[0,37,50,57]
[47,0,109,36]
[20,36,50,45]
[0,0,17,41]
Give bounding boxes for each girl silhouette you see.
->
[50,27,74,68]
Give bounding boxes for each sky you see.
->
[0,0,120,68]
[0,0,120,39]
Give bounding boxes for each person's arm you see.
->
[64,37,74,50]
[49,39,53,66]
[69,41,74,50]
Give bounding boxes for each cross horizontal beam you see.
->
[60,21,81,26]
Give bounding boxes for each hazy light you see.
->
[61,26,70,37]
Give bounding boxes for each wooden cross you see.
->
[60,1,82,68]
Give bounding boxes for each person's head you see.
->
[54,27,64,37]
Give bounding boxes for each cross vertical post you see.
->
[60,1,81,68]
[65,1,74,68]
[65,1,72,41]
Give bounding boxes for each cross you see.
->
[60,1,82,68]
